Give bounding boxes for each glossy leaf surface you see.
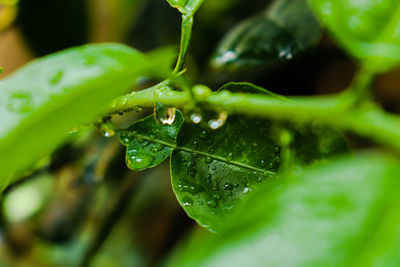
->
[308,0,400,73]
[117,111,184,171]
[0,43,175,186]
[169,153,400,267]
[171,82,349,232]
[211,0,321,70]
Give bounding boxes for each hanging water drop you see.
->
[190,112,202,124]
[154,102,176,125]
[134,105,143,112]
[208,111,228,130]
[103,129,115,138]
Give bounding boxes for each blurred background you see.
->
[0,0,399,266]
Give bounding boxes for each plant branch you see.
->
[173,15,194,74]
[108,88,400,151]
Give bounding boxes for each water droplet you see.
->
[151,143,164,153]
[279,47,293,60]
[103,129,115,138]
[49,71,64,85]
[227,152,233,161]
[134,105,143,112]
[199,130,208,139]
[182,197,193,207]
[208,111,228,130]
[127,152,154,170]
[204,157,213,164]
[242,187,251,194]
[190,113,202,124]
[212,193,221,200]
[223,183,234,191]
[192,141,198,149]
[154,103,176,125]
[7,92,34,113]
[120,97,128,106]
[260,160,266,167]
[211,166,217,171]
[207,199,218,208]
[177,180,204,194]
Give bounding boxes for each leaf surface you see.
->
[211,0,321,70]
[168,153,400,267]
[170,82,349,232]
[117,110,184,171]
[0,43,175,186]
[307,0,400,73]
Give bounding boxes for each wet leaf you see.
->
[307,0,400,73]
[0,44,175,187]
[168,153,400,267]
[170,82,349,232]
[117,111,184,171]
[211,0,321,70]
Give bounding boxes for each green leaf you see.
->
[166,0,206,16]
[170,82,349,232]
[0,43,175,187]
[307,0,400,73]
[211,0,321,71]
[168,153,400,267]
[117,110,184,171]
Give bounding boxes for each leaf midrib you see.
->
[129,132,276,175]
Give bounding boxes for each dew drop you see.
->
[207,199,218,208]
[177,180,204,194]
[208,111,228,130]
[154,103,176,125]
[223,183,234,191]
[242,187,251,194]
[151,144,163,153]
[49,71,64,85]
[7,92,34,113]
[227,152,233,161]
[199,130,208,139]
[190,113,202,124]
[134,105,143,112]
[103,129,115,138]
[204,157,213,164]
[127,152,154,170]
[182,197,193,207]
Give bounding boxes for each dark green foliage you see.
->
[211,0,321,70]
[117,111,184,171]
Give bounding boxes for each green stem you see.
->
[173,15,194,74]
[341,68,375,105]
[108,89,400,151]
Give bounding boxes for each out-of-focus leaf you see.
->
[0,43,175,187]
[307,0,400,73]
[170,82,348,232]
[211,0,321,71]
[117,110,184,171]
[168,153,400,267]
